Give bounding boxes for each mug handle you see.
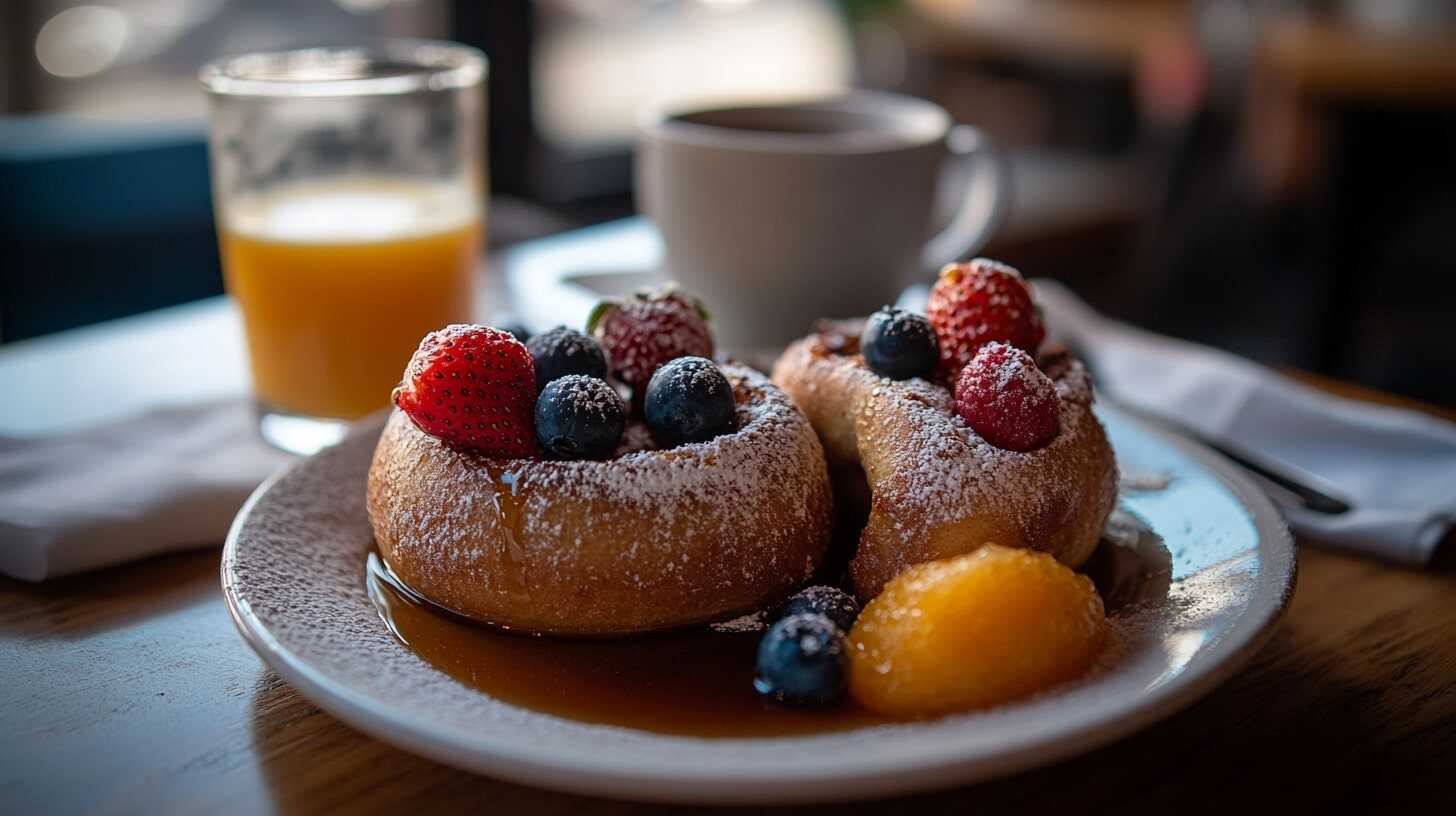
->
[920,125,1011,274]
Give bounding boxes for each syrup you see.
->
[487,473,531,606]
[366,514,1168,738]
[367,553,899,737]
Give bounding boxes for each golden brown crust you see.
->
[772,330,1118,601]
[366,364,833,637]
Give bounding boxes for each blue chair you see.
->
[0,115,221,342]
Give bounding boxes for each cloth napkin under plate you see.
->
[1034,279,1456,564]
[0,399,295,582]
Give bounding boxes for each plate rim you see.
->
[221,406,1296,804]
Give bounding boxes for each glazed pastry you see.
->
[369,336,834,635]
[772,266,1118,601]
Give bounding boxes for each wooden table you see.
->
[4,301,1456,814]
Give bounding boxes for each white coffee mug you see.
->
[637,91,1008,351]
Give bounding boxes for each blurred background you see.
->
[1,0,1453,404]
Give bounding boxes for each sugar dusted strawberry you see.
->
[393,324,538,457]
[926,259,1045,382]
[953,341,1060,452]
[587,284,714,390]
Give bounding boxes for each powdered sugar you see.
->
[862,354,1098,523]
[367,364,833,631]
[951,342,1061,451]
[776,328,1118,598]
[709,610,769,634]
[548,375,622,417]
[991,345,1044,392]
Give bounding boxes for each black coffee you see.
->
[670,106,888,137]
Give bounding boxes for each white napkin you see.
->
[0,399,294,582]
[1032,279,1456,564]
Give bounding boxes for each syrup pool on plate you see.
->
[366,553,898,737]
[220,177,480,420]
[365,514,1171,738]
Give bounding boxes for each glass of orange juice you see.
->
[201,42,486,454]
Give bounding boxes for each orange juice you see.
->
[221,178,480,419]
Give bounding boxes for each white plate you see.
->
[222,405,1294,804]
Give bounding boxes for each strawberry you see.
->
[587,284,714,390]
[926,259,1045,382]
[393,324,538,457]
[953,341,1060,452]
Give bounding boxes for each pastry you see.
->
[772,261,1118,600]
[366,288,834,636]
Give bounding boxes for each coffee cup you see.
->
[636,90,1007,351]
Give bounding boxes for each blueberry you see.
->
[754,613,848,705]
[526,326,610,391]
[643,356,736,447]
[860,307,938,380]
[533,375,625,460]
[779,585,860,632]
[491,313,531,343]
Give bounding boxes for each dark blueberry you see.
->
[753,613,848,705]
[643,356,736,447]
[491,313,531,343]
[860,306,938,380]
[533,375,626,460]
[779,585,860,632]
[526,326,610,391]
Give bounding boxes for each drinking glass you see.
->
[202,41,486,454]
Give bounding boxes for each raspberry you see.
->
[392,324,538,457]
[587,285,713,390]
[926,259,1045,382]
[953,341,1060,451]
